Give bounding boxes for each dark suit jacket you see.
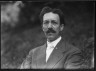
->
[20,38,83,69]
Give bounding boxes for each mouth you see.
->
[47,32,55,36]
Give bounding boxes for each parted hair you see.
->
[39,6,65,25]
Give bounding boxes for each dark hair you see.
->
[39,6,65,25]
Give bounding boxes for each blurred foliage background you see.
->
[1,1,95,69]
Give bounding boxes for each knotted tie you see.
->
[46,44,54,62]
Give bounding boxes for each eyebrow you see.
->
[51,20,57,23]
[43,19,57,22]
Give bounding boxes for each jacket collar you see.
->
[36,37,68,69]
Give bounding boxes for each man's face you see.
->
[42,12,64,42]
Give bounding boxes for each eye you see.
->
[43,21,49,25]
[51,20,58,25]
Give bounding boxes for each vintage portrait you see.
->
[1,1,94,69]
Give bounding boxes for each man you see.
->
[20,7,83,69]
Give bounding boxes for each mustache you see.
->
[46,28,56,33]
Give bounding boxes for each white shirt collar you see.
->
[47,36,62,48]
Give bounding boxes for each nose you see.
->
[48,22,52,28]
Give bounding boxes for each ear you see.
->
[42,25,44,32]
[42,25,46,32]
[60,24,64,31]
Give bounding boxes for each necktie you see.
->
[46,44,54,62]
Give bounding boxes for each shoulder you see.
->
[28,44,45,55]
[65,42,81,53]
[60,38,80,52]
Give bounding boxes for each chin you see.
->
[47,36,56,42]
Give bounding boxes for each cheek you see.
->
[53,26,60,32]
[42,25,48,31]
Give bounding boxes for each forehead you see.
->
[43,12,60,21]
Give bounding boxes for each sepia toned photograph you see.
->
[1,1,95,69]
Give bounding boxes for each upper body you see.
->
[20,36,83,69]
[20,7,83,69]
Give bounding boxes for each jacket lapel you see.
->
[36,43,47,69]
[45,38,67,69]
